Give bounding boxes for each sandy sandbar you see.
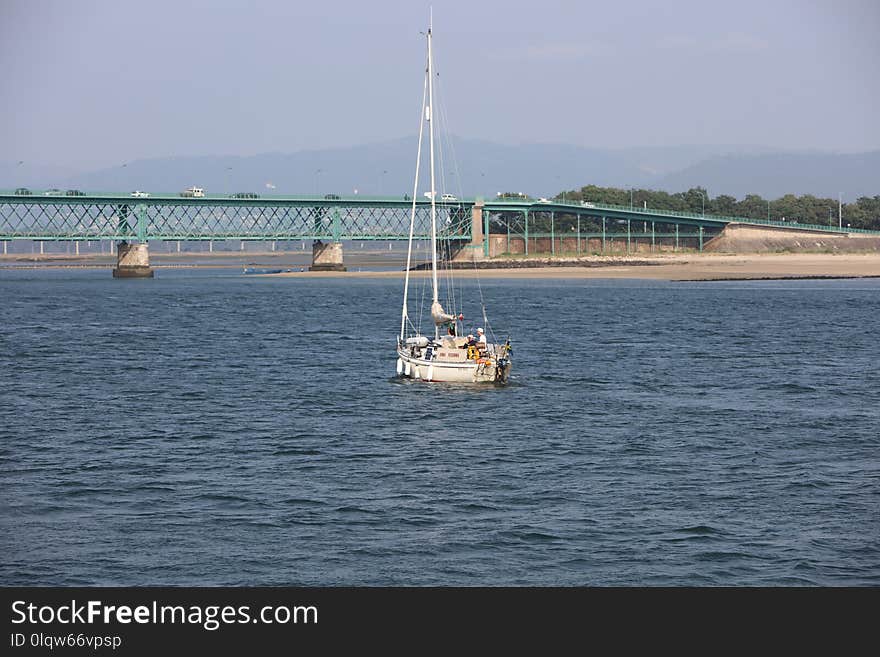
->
[4,252,879,281]
[273,253,880,281]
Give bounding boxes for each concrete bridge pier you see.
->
[309,240,346,271]
[448,200,488,263]
[112,241,154,278]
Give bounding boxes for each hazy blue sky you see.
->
[2,0,878,170]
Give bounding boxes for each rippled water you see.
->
[1,269,878,585]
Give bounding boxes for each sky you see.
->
[1,0,878,171]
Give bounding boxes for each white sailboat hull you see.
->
[396,348,511,384]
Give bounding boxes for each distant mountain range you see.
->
[2,138,877,202]
[656,151,879,201]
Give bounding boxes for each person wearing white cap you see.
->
[475,327,487,348]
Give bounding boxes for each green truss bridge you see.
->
[1,191,876,275]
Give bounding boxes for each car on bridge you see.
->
[14,187,31,195]
[43,188,63,196]
[181,187,205,198]
[324,194,341,200]
[130,190,150,198]
[232,192,260,199]
[441,193,458,202]
[65,189,86,196]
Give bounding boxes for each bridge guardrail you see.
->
[0,191,471,204]
[486,199,880,234]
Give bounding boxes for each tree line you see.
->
[555,185,880,231]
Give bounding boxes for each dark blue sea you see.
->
[1,268,878,586]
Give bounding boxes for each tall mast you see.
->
[400,66,429,340]
[427,24,439,335]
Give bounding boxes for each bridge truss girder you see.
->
[0,198,473,242]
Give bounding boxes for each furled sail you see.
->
[431,301,456,325]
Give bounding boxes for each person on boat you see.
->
[462,334,479,359]
[470,328,486,358]
[447,322,456,337]
[477,328,490,353]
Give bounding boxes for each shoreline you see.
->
[2,252,879,281]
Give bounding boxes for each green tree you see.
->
[713,194,738,216]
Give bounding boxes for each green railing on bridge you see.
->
[0,190,452,205]
[485,198,880,235]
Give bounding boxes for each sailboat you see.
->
[396,21,512,384]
